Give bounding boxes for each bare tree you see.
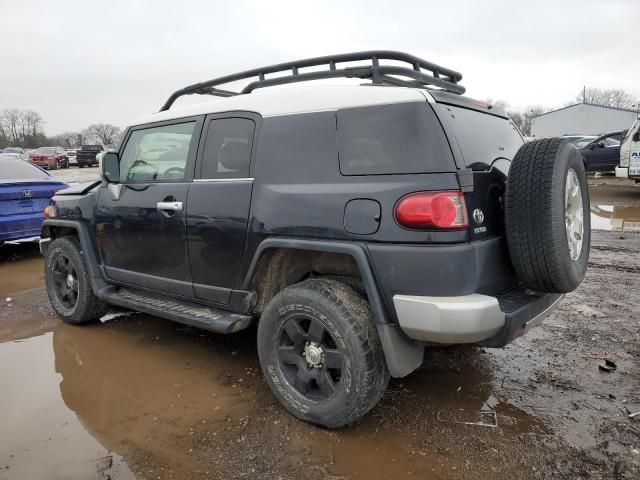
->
[23,110,44,137]
[53,131,84,148]
[1,109,22,144]
[578,87,638,109]
[508,106,546,137]
[84,123,121,146]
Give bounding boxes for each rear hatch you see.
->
[429,92,525,241]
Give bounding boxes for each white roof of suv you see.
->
[134,85,433,126]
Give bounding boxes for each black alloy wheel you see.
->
[50,253,79,309]
[278,315,344,400]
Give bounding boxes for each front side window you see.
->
[119,122,195,182]
[200,118,255,179]
[604,137,620,147]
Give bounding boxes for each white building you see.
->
[531,102,638,138]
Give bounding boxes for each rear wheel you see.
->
[257,278,389,428]
[45,236,108,324]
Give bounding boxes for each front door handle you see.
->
[156,201,183,212]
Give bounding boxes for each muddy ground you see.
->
[0,175,638,480]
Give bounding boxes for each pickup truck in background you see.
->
[616,117,640,182]
[76,145,105,167]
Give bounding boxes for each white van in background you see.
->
[616,116,640,182]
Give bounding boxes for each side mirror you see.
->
[100,152,120,182]
[633,131,640,142]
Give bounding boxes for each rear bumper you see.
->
[76,157,96,164]
[31,161,53,168]
[615,166,628,178]
[393,290,563,346]
[0,213,45,242]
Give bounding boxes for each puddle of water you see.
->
[0,332,135,479]
[0,247,44,298]
[0,311,550,479]
[589,184,640,232]
[590,204,640,232]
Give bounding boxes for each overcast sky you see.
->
[1,0,638,135]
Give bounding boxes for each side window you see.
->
[337,103,454,175]
[604,137,620,147]
[437,104,524,170]
[200,118,255,179]
[119,122,195,183]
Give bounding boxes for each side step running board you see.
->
[102,287,253,334]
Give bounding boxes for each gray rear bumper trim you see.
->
[393,293,505,343]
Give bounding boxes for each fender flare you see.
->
[41,219,109,296]
[243,238,424,377]
[243,238,390,324]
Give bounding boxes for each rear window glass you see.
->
[337,102,454,175]
[437,105,523,170]
[0,158,50,179]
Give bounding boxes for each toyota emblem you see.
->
[473,208,485,224]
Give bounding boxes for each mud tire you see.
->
[505,137,590,293]
[45,236,108,324]
[257,278,389,428]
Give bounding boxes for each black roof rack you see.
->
[160,50,465,111]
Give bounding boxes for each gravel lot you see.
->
[0,173,638,480]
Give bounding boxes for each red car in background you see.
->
[28,147,69,170]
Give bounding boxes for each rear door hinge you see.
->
[457,168,474,192]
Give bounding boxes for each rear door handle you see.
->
[156,201,183,212]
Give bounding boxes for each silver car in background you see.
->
[66,149,78,166]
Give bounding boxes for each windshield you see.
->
[81,145,102,150]
[0,157,50,179]
[34,147,56,154]
[2,148,22,154]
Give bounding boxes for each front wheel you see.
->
[257,278,389,428]
[45,236,108,324]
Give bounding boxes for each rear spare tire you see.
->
[505,138,590,293]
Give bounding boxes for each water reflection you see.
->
[0,333,135,479]
[590,204,640,232]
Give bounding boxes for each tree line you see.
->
[0,108,121,150]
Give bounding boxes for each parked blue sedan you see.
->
[0,155,68,243]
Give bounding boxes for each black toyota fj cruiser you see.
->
[40,51,590,428]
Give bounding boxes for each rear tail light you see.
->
[394,191,468,230]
